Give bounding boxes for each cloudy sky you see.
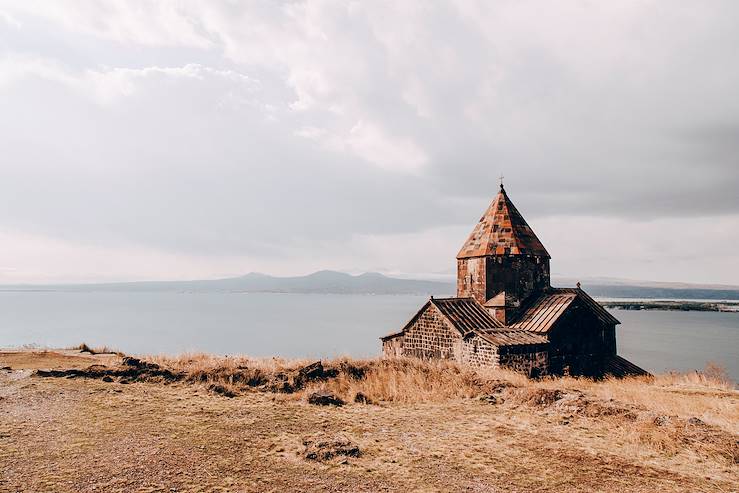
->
[0,1,738,285]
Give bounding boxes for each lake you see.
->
[1,292,737,380]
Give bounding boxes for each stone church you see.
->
[381,184,646,377]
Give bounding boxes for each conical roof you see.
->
[457,185,549,259]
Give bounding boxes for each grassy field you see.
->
[0,350,737,492]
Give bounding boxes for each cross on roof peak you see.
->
[499,174,505,190]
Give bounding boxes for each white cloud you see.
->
[343,120,428,172]
[0,9,21,28]
[536,214,739,285]
[0,55,257,106]
[1,0,213,47]
[0,54,74,88]
[1,1,739,283]
[296,120,428,172]
[0,230,253,283]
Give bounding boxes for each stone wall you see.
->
[397,305,460,360]
[498,345,549,377]
[458,334,500,368]
[484,255,550,306]
[457,255,550,307]
[381,302,552,377]
[381,335,404,359]
[547,300,616,377]
[456,257,486,303]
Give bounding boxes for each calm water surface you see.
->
[1,292,737,380]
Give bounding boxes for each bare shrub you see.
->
[701,362,734,388]
[72,342,121,355]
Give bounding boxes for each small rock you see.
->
[354,392,373,405]
[102,376,114,383]
[687,417,706,426]
[207,384,237,398]
[1,366,12,371]
[653,415,670,426]
[479,394,500,405]
[122,356,160,370]
[308,391,344,407]
[298,361,325,381]
[122,356,143,367]
[303,434,360,462]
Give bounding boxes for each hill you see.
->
[0,270,454,295]
[2,271,739,299]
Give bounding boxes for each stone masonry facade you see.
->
[457,333,499,367]
[498,346,549,376]
[457,255,550,308]
[382,312,550,376]
[398,306,459,361]
[380,184,641,378]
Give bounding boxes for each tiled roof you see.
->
[457,185,549,259]
[559,288,620,326]
[381,299,434,340]
[432,298,547,346]
[383,288,618,346]
[509,288,620,332]
[604,355,650,377]
[380,297,503,341]
[477,330,548,346]
[508,291,577,332]
[431,297,504,334]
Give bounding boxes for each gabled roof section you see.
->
[380,297,504,341]
[457,184,550,259]
[476,330,548,346]
[381,297,548,347]
[604,355,650,377]
[508,291,576,332]
[561,287,620,326]
[509,288,619,333]
[431,297,504,334]
[380,299,433,341]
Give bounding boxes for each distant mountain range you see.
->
[553,277,739,300]
[0,271,453,296]
[2,271,738,300]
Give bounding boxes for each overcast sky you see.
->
[1,1,738,285]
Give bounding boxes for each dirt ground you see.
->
[0,350,117,370]
[0,351,737,493]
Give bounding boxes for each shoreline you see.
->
[601,300,739,312]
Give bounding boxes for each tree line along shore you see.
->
[601,300,739,312]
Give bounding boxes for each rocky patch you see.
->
[308,391,344,407]
[303,434,360,462]
[34,357,184,383]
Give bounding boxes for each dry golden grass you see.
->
[0,350,100,369]
[150,353,531,402]
[2,350,737,492]
[149,353,734,418]
[529,370,738,434]
[302,359,528,403]
[71,342,122,355]
[145,353,739,468]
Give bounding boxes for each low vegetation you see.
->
[1,348,737,492]
[71,342,122,355]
